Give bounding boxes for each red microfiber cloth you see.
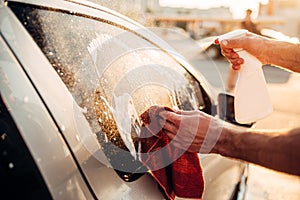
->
[140,106,204,200]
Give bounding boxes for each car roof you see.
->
[5,0,146,30]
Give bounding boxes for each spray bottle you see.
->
[215,29,273,124]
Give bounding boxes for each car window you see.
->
[9,2,207,182]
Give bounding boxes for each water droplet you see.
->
[80,107,87,113]
[1,133,6,141]
[123,174,130,181]
[60,125,66,131]
[81,67,87,71]
[2,150,7,156]
[23,96,29,103]
[8,162,14,169]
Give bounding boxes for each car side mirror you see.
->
[218,93,254,128]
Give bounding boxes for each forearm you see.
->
[214,126,300,176]
[262,39,300,73]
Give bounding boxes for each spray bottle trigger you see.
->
[214,38,220,45]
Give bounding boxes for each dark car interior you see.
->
[0,94,52,199]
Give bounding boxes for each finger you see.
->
[164,129,176,140]
[221,50,239,60]
[221,55,243,70]
[232,64,241,70]
[164,131,184,146]
[159,111,181,126]
[228,57,244,66]
[173,109,199,115]
[160,121,178,134]
[164,127,197,152]
[230,58,244,70]
[221,48,234,54]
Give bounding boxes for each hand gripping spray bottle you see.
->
[215,29,273,124]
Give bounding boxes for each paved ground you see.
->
[245,164,300,200]
[191,57,300,200]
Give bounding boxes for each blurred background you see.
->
[88,0,300,40]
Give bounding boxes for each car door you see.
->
[2,1,246,199]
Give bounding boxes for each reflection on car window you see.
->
[9,2,206,182]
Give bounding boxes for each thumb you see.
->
[220,38,244,50]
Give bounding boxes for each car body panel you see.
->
[0,33,93,199]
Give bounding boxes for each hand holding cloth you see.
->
[140,106,204,200]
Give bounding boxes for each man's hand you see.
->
[220,32,269,70]
[158,108,223,153]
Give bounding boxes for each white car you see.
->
[0,0,248,199]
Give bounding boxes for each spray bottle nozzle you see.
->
[214,38,220,45]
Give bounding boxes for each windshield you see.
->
[9,1,206,182]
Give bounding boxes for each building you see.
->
[90,0,300,38]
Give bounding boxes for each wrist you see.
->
[257,37,271,65]
[212,125,239,157]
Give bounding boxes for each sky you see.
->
[159,0,269,19]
